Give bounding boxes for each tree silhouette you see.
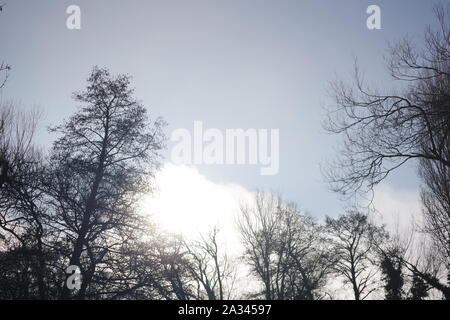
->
[237,192,332,300]
[324,5,450,196]
[409,274,429,300]
[380,251,404,300]
[48,67,165,299]
[0,104,51,299]
[183,227,237,300]
[419,158,450,287]
[325,210,387,300]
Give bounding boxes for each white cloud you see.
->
[370,184,422,235]
[141,163,253,251]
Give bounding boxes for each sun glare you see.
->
[141,163,251,242]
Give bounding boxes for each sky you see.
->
[0,0,440,234]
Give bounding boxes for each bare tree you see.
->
[237,192,279,299]
[325,210,387,300]
[0,68,174,301]
[156,234,197,300]
[238,192,331,300]
[183,227,237,300]
[401,238,449,299]
[0,103,39,188]
[419,158,450,286]
[0,103,53,299]
[324,4,450,196]
[48,67,165,299]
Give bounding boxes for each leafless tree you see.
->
[183,227,237,300]
[155,234,197,300]
[325,210,387,300]
[0,103,40,188]
[0,68,173,300]
[324,4,450,196]
[238,192,331,300]
[419,159,450,286]
[47,67,166,299]
[0,102,53,299]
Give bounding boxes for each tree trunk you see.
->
[60,152,106,299]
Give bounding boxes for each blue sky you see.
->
[0,0,440,219]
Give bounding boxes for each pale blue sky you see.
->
[0,0,440,218]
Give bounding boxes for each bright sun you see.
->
[141,163,251,241]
